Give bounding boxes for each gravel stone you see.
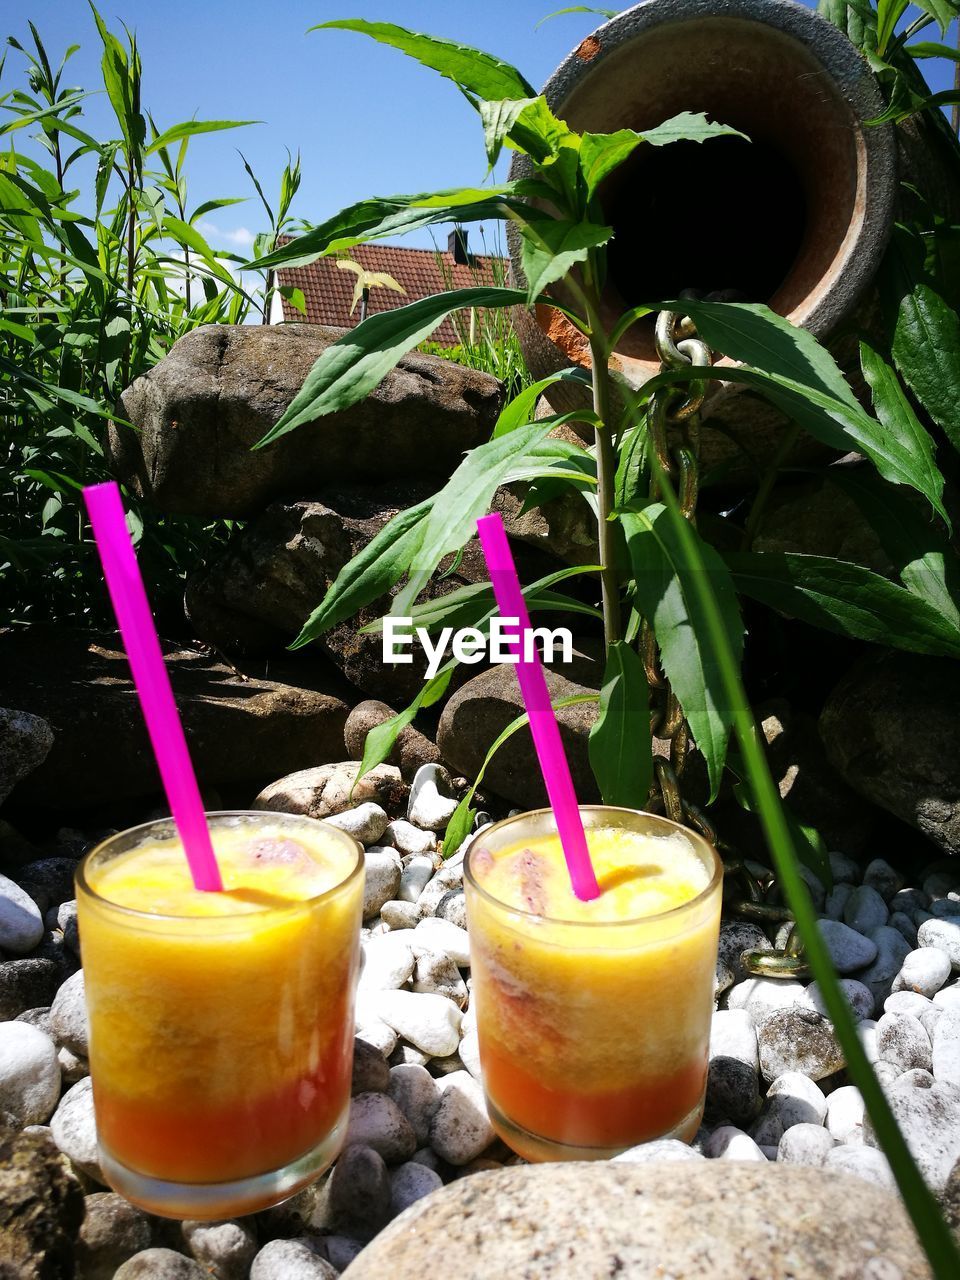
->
[703,1126,766,1161]
[823,883,853,921]
[829,851,861,884]
[715,923,772,985]
[324,1237,364,1271]
[932,1008,960,1086]
[320,1143,392,1239]
[358,934,415,992]
[865,1080,960,1192]
[407,764,458,832]
[76,1192,154,1280]
[0,873,44,955]
[894,1068,935,1089]
[814,920,877,973]
[410,948,467,1006]
[362,849,402,921]
[384,821,437,856]
[875,1012,932,1073]
[801,979,874,1022]
[428,1070,494,1165]
[435,890,467,930]
[387,1064,441,1146]
[858,926,913,1005]
[856,1018,879,1063]
[114,1249,208,1279]
[750,1073,827,1145]
[57,900,79,956]
[412,917,471,968]
[725,978,808,1029]
[343,1092,416,1164]
[380,900,419,930]
[757,1008,845,1082]
[389,1043,432,1068]
[354,1020,398,1057]
[843,885,889,935]
[933,983,960,1009]
[710,1010,758,1069]
[917,917,960,968]
[931,898,960,918]
[612,1139,705,1163]
[181,1219,258,1280]
[924,871,958,899]
[57,1045,88,1085]
[390,1160,443,1214]
[889,912,919,946]
[373,990,462,1057]
[862,859,904,901]
[399,856,435,904]
[324,803,390,846]
[458,1029,482,1081]
[351,1040,391,1095]
[777,1123,835,1167]
[249,1239,337,1280]
[826,1085,865,1143]
[49,968,88,1057]
[50,1076,101,1181]
[0,1020,60,1125]
[824,1144,896,1191]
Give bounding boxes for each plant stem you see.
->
[651,450,960,1280]
[587,320,622,647]
[739,422,800,550]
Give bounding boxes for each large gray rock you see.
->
[339,1162,931,1279]
[0,708,54,807]
[820,653,960,856]
[0,1129,84,1280]
[254,762,406,821]
[109,323,504,517]
[76,1192,154,1280]
[0,628,350,808]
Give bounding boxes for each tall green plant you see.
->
[247,15,960,1272]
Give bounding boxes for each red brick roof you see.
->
[275,241,505,346]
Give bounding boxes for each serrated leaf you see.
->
[726,551,960,657]
[479,97,537,167]
[891,282,960,455]
[255,287,528,446]
[588,641,652,807]
[519,215,612,302]
[622,503,743,799]
[313,20,535,100]
[642,111,748,148]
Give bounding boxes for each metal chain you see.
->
[644,305,808,980]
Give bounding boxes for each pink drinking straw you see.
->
[83,482,223,892]
[475,513,600,901]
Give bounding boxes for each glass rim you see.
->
[463,804,723,928]
[75,809,364,923]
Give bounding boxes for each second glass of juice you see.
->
[464,806,722,1161]
[75,810,363,1219]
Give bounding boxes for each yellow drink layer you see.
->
[87,822,356,916]
[474,826,710,924]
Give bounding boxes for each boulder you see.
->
[0,628,350,809]
[0,1129,84,1279]
[254,762,407,821]
[108,324,503,517]
[339,1162,931,1279]
[820,653,960,856]
[344,702,440,780]
[0,709,54,807]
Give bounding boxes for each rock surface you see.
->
[0,629,350,808]
[0,1129,84,1279]
[109,324,503,517]
[0,708,54,807]
[254,762,406,821]
[339,1162,932,1278]
[820,653,960,856]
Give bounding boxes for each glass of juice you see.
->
[75,810,364,1219]
[463,805,722,1162]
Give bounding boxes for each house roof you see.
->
[274,240,505,346]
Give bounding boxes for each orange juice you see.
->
[76,811,363,1218]
[463,807,721,1161]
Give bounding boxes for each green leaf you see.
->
[519,215,612,302]
[146,119,257,156]
[912,0,954,36]
[726,551,960,658]
[732,778,832,888]
[492,366,592,437]
[828,468,960,630]
[588,641,652,807]
[664,299,858,409]
[621,502,744,799]
[441,693,600,857]
[641,111,749,148]
[0,91,87,136]
[859,340,946,524]
[355,664,456,785]
[255,287,529,447]
[578,130,643,201]
[290,499,433,647]
[876,0,909,53]
[906,40,960,59]
[394,421,559,612]
[478,97,538,167]
[312,20,535,100]
[507,96,579,166]
[891,282,960,455]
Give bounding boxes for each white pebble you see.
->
[407,764,458,832]
[324,803,389,846]
[384,821,437,856]
[893,947,953,997]
[724,978,808,1029]
[399,856,435,904]
[373,990,462,1057]
[703,1126,766,1161]
[362,848,402,921]
[709,1009,758,1070]
[825,1144,896,1191]
[917,918,960,968]
[358,935,415,992]
[778,1123,835,1166]
[50,1076,102,1181]
[802,979,874,1022]
[875,1012,932,1074]
[932,1008,960,1086]
[0,873,44,955]
[413,917,470,968]
[826,1085,865,1143]
[0,1021,60,1125]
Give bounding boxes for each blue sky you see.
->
[7,2,958,259]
